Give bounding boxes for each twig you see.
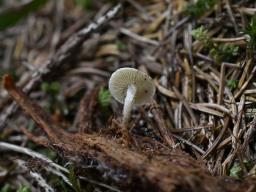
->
[120,28,159,46]
[232,95,245,149]
[173,86,198,126]
[212,36,247,43]
[193,66,218,92]
[218,62,240,105]
[0,141,68,173]
[202,117,230,159]
[224,0,238,34]
[152,16,190,55]
[30,171,55,192]
[151,101,175,147]
[239,7,256,15]
[79,176,122,192]
[194,103,231,115]
[2,62,251,192]
[154,79,177,99]
[3,75,61,142]
[126,0,152,21]
[172,134,205,154]
[68,67,110,77]
[169,125,213,133]
[235,65,256,99]
[189,103,224,117]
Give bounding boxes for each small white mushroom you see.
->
[109,67,155,125]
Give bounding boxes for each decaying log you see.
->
[2,75,256,192]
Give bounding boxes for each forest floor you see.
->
[0,0,256,191]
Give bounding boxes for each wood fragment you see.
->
[151,101,175,147]
[3,72,253,192]
[154,79,177,99]
[202,117,230,159]
[173,86,198,126]
[190,103,224,117]
[235,66,256,99]
[120,28,159,46]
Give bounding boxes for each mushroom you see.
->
[109,67,155,125]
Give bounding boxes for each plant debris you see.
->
[1,0,256,191]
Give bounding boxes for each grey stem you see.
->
[122,84,136,126]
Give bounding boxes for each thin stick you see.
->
[120,28,159,46]
[218,64,226,105]
[202,116,230,159]
[0,142,68,173]
[235,66,256,99]
[194,103,231,115]
[169,125,213,133]
[172,134,205,154]
[2,75,60,142]
[190,103,224,117]
[173,86,198,126]
[151,101,175,147]
[79,176,122,192]
[224,0,238,34]
[154,79,177,99]
[212,36,246,43]
[232,95,245,149]
[218,63,240,104]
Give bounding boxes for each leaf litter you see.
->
[0,0,256,191]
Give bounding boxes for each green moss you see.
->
[0,68,17,81]
[0,0,48,30]
[17,186,31,192]
[0,184,12,192]
[67,166,81,192]
[98,87,111,108]
[227,79,238,90]
[210,44,239,63]
[75,0,92,10]
[244,16,256,50]
[185,0,218,17]
[191,26,212,47]
[230,163,243,179]
[41,81,61,95]
[192,25,239,63]
[116,41,127,50]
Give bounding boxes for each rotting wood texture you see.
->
[2,74,256,192]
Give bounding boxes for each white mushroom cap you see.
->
[109,67,155,105]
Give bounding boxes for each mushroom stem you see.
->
[122,84,136,126]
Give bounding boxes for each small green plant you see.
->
[98,87,111,108]
[38,148,57,160]
[185,0,218,17]
[116,41,127,50]
[40,81,62,113]
[27,120,36,131]
[191,26,212,47]
[41,81,61,95]
[17,186,31,192]
[229,163,243,179]
[210,44,239,63]
[67,166,81,192]
[227,79,238,89]
[0,184,11,192]
[0,68,17,80]
[244,16,256,50]
[192,26,239,63]
[75,0,92,10]
[0,0,49,30]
